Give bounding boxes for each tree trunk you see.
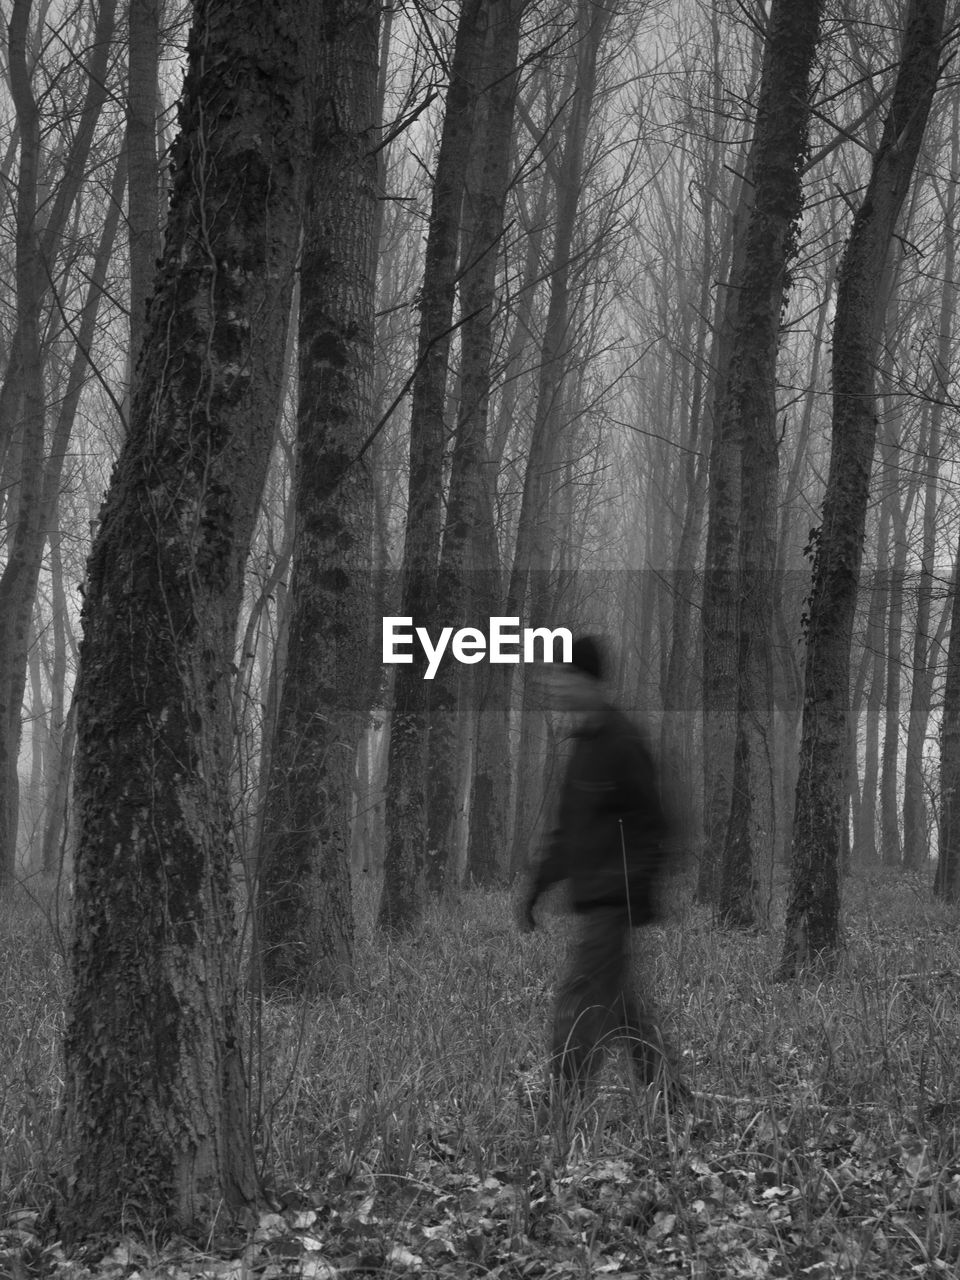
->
[779,0,945,976]
[41,519,77,880]
[505,0,610,875]
[904,106,956,868]
[59,0,312,1239]
[0,0,118,482]
[880,503,907,867]
[935,550,960,901]
[427,0,525,893]
[0,0,119,892]
[853,564,886,864]
[127,0,162,382]
[377,0,487,931]
[0,0,45,891]
[715,0,823,927]
[255,0,379,997]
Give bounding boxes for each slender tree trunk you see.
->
[880,504,907,867]
[41,520,75,879]
[711,0,823,927]
[506,0,610,874]
[0,0,45,891]
[854,564,886,864]
[127,0,162,382]
[60,0,312,1238]
[935,548,960,901]
[0,0,118,480]
[377,0,487,931]
[904,110,956,867]
[779,0,945,976]
[255,0,379,996]
[0,0,119,891]
[427,0,525,892]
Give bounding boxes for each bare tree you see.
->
[255,0,380,996]
[127,0,162,382]
[378,0,488,930]
[935,545,960,901]
[779,0,946,977]
[0,0,119,892]
[59,0,313,1237]
[710,0,824,927]
[427,0,527,891]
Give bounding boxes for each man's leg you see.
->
[619,935,687,1106]
[547,909,632,1102]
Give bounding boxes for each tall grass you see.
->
[3,869,960,1273]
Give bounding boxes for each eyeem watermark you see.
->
[383,616,572,680]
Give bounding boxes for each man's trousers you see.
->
[548,905,681,1101]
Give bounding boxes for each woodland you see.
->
[4,0,960,1276]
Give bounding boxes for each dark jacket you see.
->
[525,701,670,924]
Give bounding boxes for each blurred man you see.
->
[517,635,686,1114]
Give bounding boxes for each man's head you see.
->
[539,634,607,715]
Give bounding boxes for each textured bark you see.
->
[256,0,379,996]
[377,0,487,931]
[779,0,945,976]
[60,0,311,1239]
[711,0,823,927]
[127,0,162,380]
[935,547,960,902]
[427,0,525,892]
[698,160,753,902]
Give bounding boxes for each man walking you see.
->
[518,635,686,1113]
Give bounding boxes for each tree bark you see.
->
[0,0,119,892]
[377,0,487,931]
[714,0,823,927]
[779,0,945,976]
[0,0,46,892]
[427,0,525,893]
[935,551,960,901]
[127,0,162,382]
[59,0,312,1238]
[255,0,379,996]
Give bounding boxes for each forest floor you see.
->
[3,869,960,1279]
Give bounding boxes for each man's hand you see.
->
[516,896,537,934]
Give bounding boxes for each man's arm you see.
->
[517,827,569,931]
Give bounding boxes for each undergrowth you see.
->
[3,870,960,1277]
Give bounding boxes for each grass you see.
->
[3,869,960,1277]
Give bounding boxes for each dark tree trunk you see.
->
[935,550,960,902]
[427,0,525,893]
[853,565,886,864]
[255,0,379,997]
[377,0,487,931]
[59,0,311,1239]
[880,514,907,867]
[506,0,609,875]
[711,0,823,927]
[779,0,945,976]
[127,0,162,381]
